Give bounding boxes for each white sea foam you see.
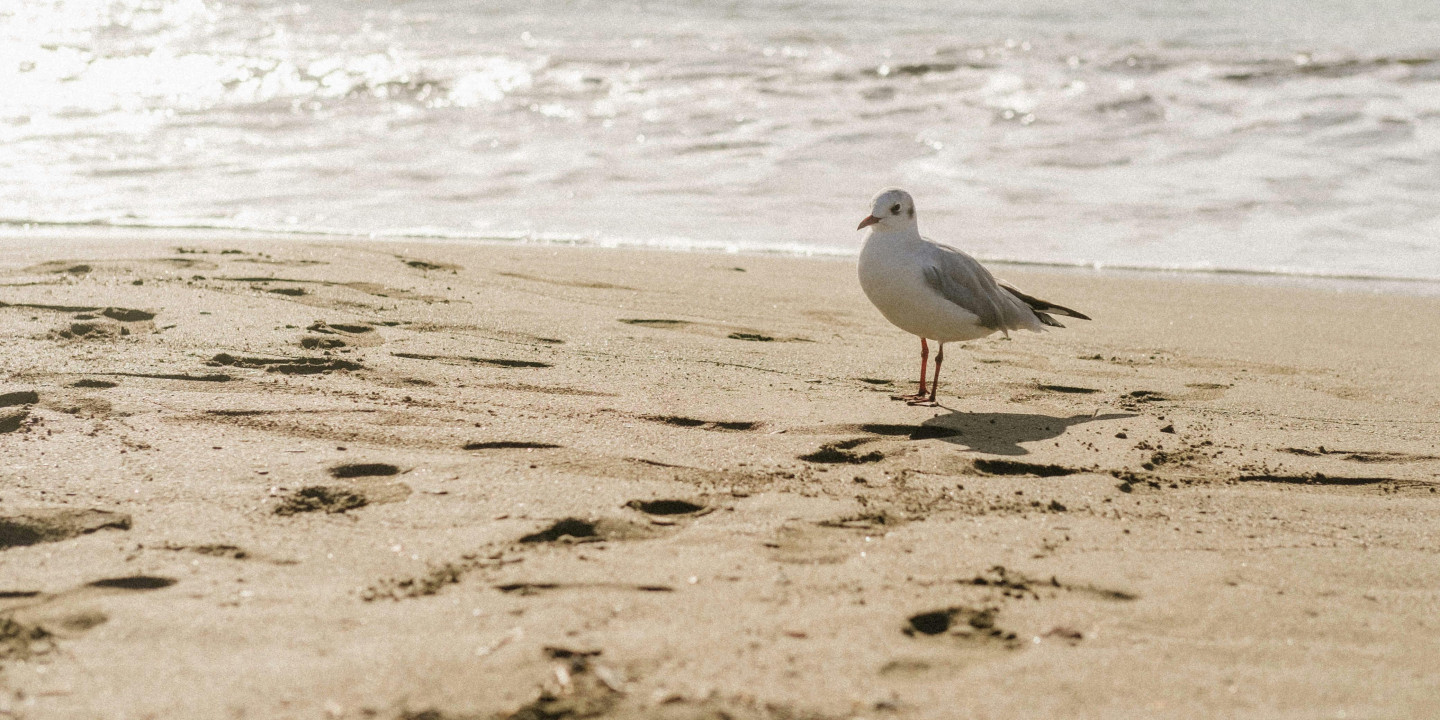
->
[2,0,1439,282]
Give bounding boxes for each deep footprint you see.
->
[463,441,562,450]
[1038,384,1099,394]
[0,411,26,434]
[1282,448,1440,463]
[0,618,53,660]
[210,353,362,374]
[518,518,656,544]
[973,459,1083,477]
[87,576,177,591]
[100,307,156,322]
[110,372,233,382]
[274,486,368,515]
[625,499,707,516]
[904,606,1018,645]
[799,438,884,464]
[0,509,132,549]
[392,352,550,369]
[0,391,38,408]
[643,415,759,432]
[300,336,347,349]
[859,423,959,440]
[493,582,674,595]
[309,321,374,335]
[1236,473,1397,486]
[329,463,400,479]
[69,379,118,389]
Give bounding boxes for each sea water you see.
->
[3,0,1439,282]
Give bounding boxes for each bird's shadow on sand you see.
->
[921,410,1135,456]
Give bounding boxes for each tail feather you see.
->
[1035,311,1066,328]
[1000,283,1091,322]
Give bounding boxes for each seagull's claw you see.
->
[891,393,931,404]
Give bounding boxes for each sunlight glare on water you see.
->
[2,0,1440,281]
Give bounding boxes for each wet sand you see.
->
[1,235,1438,719]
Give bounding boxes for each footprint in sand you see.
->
[392,351,549,369]
[624,499,709,516]
[0,391,38,408]
[517,517,660,544]
[86,576,177,591]
[218,276,443,304]
[400,257,461,272]
[106,371,233,383]
[1282,447,1440,463]
[798,438,885,464]
[209,353,362,375]
[274,464,411,516]
[69,379,119,389]
[624,498,714,525]
[903,606,1019,646]
[972,458,1087,478]
[463,441,562,450]
[1236,473,1438,495]
[273,487,369,516]
[0,411,28,434]
[329,463,400,479]
[854,423,960,440]
[24,258,215,275]
[492,581,675,596]
[0,391,38,433]
[161,543,251,561]
[50,307,156,340]
[0,508,131,549]
[1037,383,1100,394]
[302,321,384,349]
[641,415,761,432]
[0,574,177,662]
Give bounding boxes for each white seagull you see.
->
[857,187,1090,405]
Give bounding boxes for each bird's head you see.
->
[857,187,917,231]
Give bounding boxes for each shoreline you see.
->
[7,224,1440,297]
[1,236,1437,719]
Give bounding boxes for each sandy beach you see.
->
[1,235,1438,719]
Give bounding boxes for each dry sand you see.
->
[1,235,1438,719]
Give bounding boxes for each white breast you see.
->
[858,230,997,343]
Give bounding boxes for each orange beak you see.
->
[857,215,880,230]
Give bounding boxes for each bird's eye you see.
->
[890,204,901,215]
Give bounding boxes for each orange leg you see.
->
[894,338,930,402]
[924,342,945,404]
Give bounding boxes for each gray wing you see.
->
[921,240,1041,334]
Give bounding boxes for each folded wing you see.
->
[922,242,1046,334]
[920,239,1091,333]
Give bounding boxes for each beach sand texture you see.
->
[1,237,1438,719]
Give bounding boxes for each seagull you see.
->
[857,187,1090,405]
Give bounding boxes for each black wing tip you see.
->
[1000,284,1091,323]
[1036,312,1066,328]
[1034,300,1090,321]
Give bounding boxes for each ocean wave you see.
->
[3,0,1440,286]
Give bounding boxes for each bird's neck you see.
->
[867,223,921,243]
